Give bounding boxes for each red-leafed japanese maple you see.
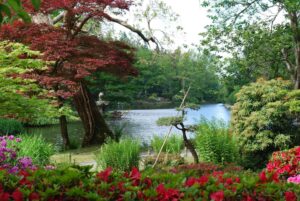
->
[0,0,139,147]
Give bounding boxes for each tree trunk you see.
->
[288,11,300,89]
[179,123,199,163]
[59,115,70,149]
[73,82,114,147]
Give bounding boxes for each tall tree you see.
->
[0,0,149,147]
[201,0,300,89]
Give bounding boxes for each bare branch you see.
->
[232,0,259,24]
[270,6,283,32]
[104,14,160,50]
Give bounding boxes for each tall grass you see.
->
[195,119,239,164]
[14,135,55,166]
[0,118,24,135]
[151,134,183,154]
[96,139,140,171]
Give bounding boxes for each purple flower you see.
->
[15,138,22,143]
[19,157,33,169]
[8,135,14,140]
[8,166,19,174]
[1,140,7,147]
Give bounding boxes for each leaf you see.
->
[31,0,41,11]
[0,4,12,18]
[7,0,22,12]
[17,10,31,23]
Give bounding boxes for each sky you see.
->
[162,0,210,48]
[108,0,210,50]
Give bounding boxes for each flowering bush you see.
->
[265,146,300,179]
[0,163,298,201]
[0,135,35,173]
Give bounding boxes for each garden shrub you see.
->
[264,146,300,181]
[13,134,55,166]
[0,163,299,201]
[96,138,141,171]
[150,134,183,154]
[231,78,300,169]
[195,119,239,164]
[0,118,24,135]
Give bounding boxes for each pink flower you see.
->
[287,175,300,184]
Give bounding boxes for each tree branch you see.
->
[232,0,259,24]
[104,14,160,50]
[72,14,93,37]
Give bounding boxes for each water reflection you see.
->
[27,103,230,148]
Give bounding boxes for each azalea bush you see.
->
[263,146,300,181]
[0,163,299,201]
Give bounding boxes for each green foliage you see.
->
[0,41,74,125]
[0,0,40,24]
[89,47,222,107]
[195,119,239,164]
[156,116,183,126]
[96,139,141,171]
[0,118,24,135]
[231,78,300,168]
[150,134,183,154]
[13,134,55,166]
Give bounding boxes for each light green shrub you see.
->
[151,134,183,154]
[96,139,140,171]
[195,119,239,164]
[14,134,55,166]
[231,78,300,169]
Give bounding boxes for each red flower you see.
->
[259,171,267,182]
[198,175,209,185]
[210,191,225,201]
[285,191,297,201]
[156,184,181,201]
[12,189,23,201]
[185,177,198,187]
[130,167,141,180]
[143,177,152,188]
[130,167,141,186]
[0,192,10,201]
[96,167,112,182]
[29,192,40,201]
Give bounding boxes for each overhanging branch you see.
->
[104,14,160,50]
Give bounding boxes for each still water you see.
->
[27,103,230,148]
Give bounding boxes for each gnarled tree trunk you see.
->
[73,82,113,147]
[59,115,70,149]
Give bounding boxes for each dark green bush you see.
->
[0,118,24,135]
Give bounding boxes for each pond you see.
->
[26,103,230,148]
